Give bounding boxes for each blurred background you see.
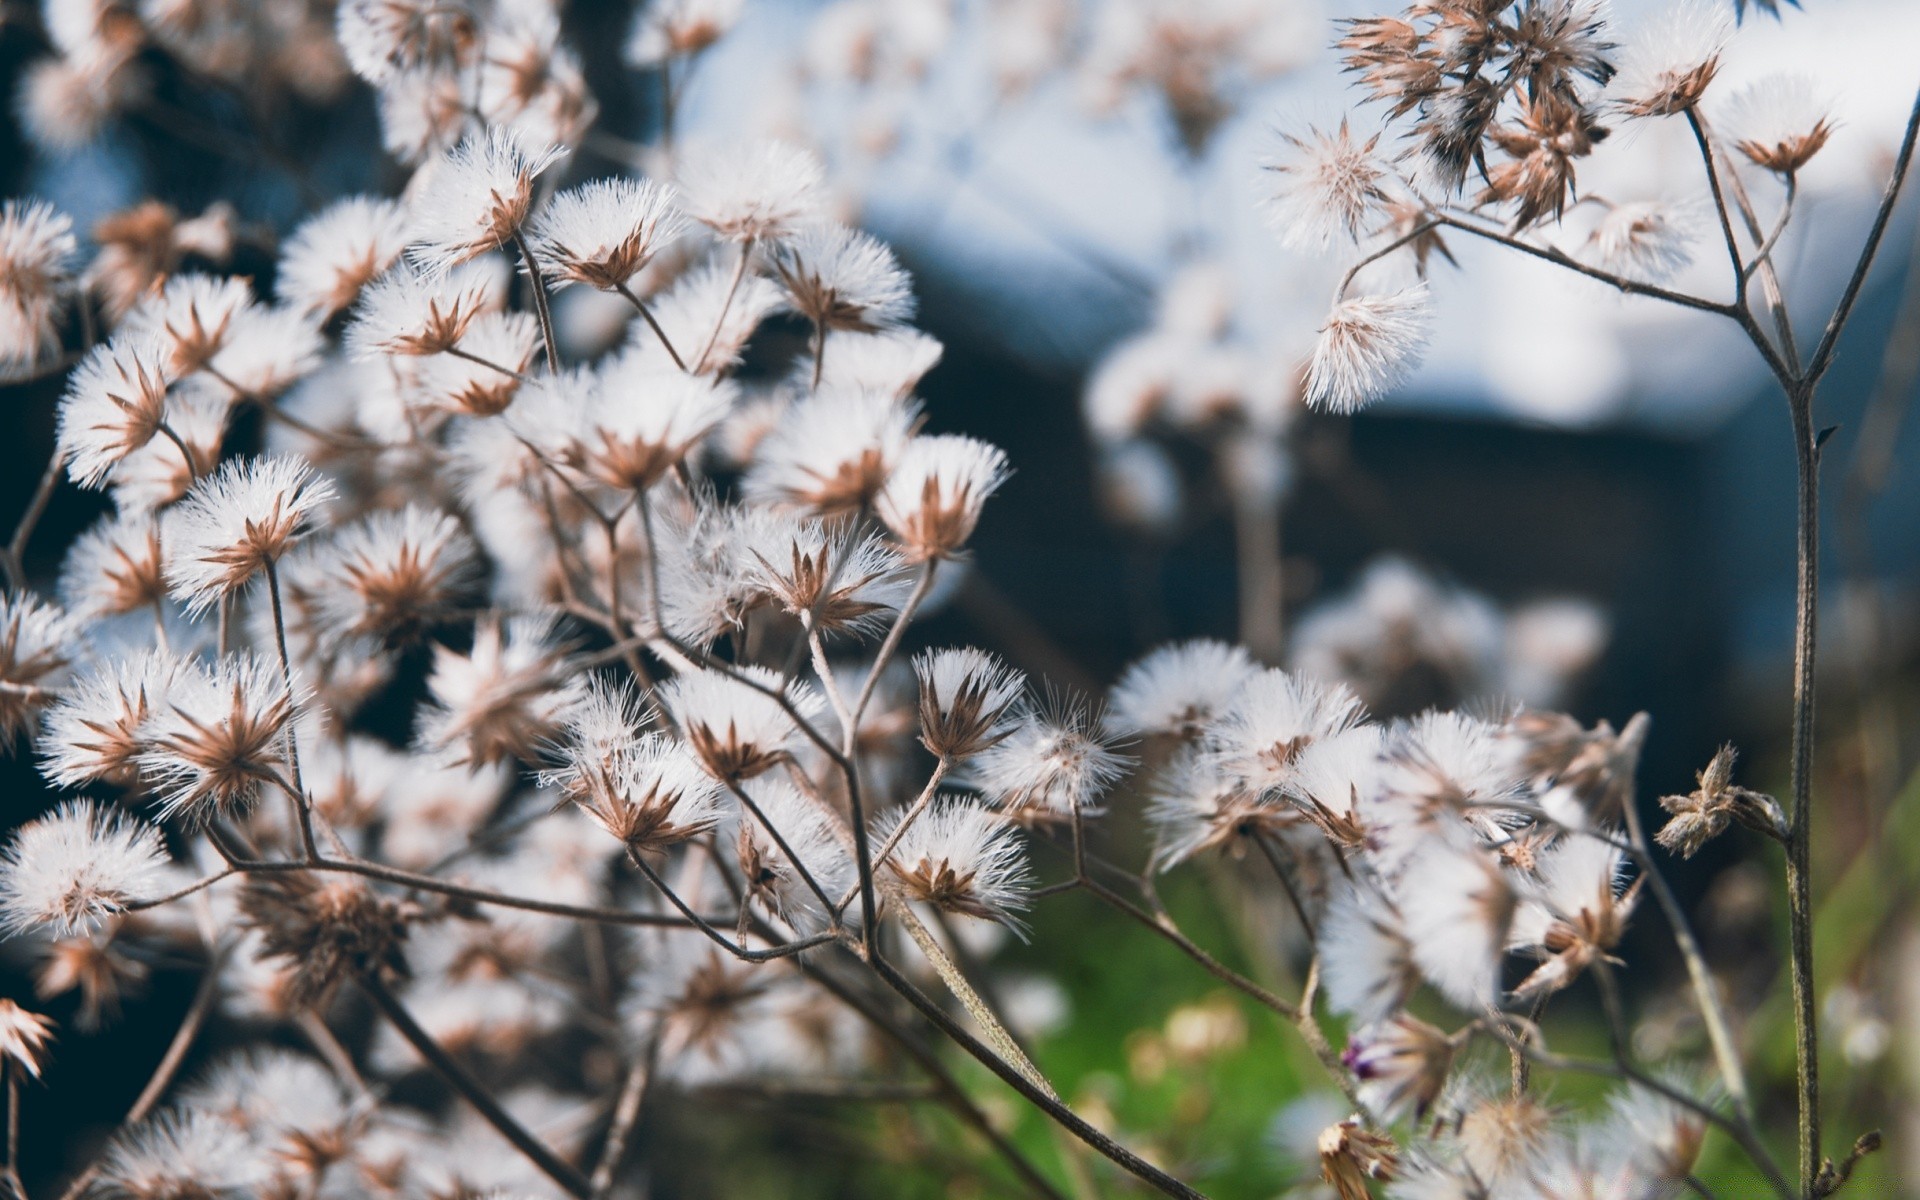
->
[2,0,1917,1194]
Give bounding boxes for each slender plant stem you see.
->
[56,944,231,1200]
[589,1039,656,1197]
[613,282,687,371]
[1687,108,1750,294]
[1785,380,1821,1197]
[1432,213,1732,316]
[848,561,936,744]
[866,951,1209,1200]
[510,226,562,374]
[445,344,532,382]
[358,970,592,1199]
[622,846,836,962]
[1808,84,1920,383]
[695,237,754,373]
[3,450,62,592]
[264,560,320,860]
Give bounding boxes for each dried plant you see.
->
[0,1,1908,1199]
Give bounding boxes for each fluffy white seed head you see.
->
[677,140,827,243]
[57,334,177,488]
[914,647,1027,760]
[407,127,562,273]
[578,356,738,491]
[876,433,1010,562]
[530,176,686,291]
[657,664,824,781]
[276,195,412,317]
[59,509,171,620]
[337,0,479,85]
[809,328,943,398]
[733,778,853,929]
[0,198,78,379]
[1587,200,1697,283]
[344,260,497,358]
[0,800,172,938]
[139,652,299,822]
[311,504,478,638]
[1106,639,1258,739]
[164,455,336,613]
[40,651,187,789]
[1721,73,1835,175]
[879,798,1033,929]
[769,223,916,334]
[0,594,83,745]
[972,701,1129,825]
[743,388,920,516]
[1261,118,1394,253]
[121,272,258,376]
[416,613,584,768]
[627,0,745,65]
[1399,841,1518,1012]
[1203,667,1369,797]
[1305,286,1431,414]
[1608,0,1733,118]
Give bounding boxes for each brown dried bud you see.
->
[239,873,411,1005]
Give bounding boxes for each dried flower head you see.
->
[416,614,582,768]
[57,333,177,488]
[628,0,745,65]
[1656,742,1785,856]
[276,195,412,317]
[734,779,853,927]
[0,799,172,938]
[677,140,827,243]
[1305,286,1431,414]
[407,128,561,273]
[0,1000,55,1079]
[0,198,78,379]
[1508,836,1639,997]
[1106,639,1258,740]
[658,665,824,781]
[345,260,496,358]
[1587,199,1697,282]
[1609,0,1732,118]
[769,223,916,335]
[530,176,686,292]
[96,1107,272,1200]
[0,593,83,744]
[972,698,1129,826]
[1722,73,1835,175]
[876,433,1010,561]
[577,359,738,491]
[338,0,479,84]
[880,798,1033,929]
[314,505,478,639]
[745,519,909,638]
[164,454,336,613]
[239,872,411,1005]
[122,272,258,377]
[554,721,726,855]
[1261,118,1394,253]
[742,388,920,515]
[1400,841,1517,1012]
[40,651,184,789]
[1319,1117,1398,1200]
[1345,1014,1457,1120]
[140,652,298,822]
[914,646,1027,760]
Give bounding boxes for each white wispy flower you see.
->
[121,272,257,376]
[478,9,599,152]
[914,647,1027,760]
[0,1001,53,1080]
[1399,841,1517,1012]
[626,0,745,65]
[0,594,83,744]
[180,1048,356,1167]
[1720,73,1835,175]
[1261,118,1394,253]
[345,260,496,357]
[416,613,584,768]
[971,701,1129,825]
[337,0,479,84]
[1145,745,1284,870]
[677,140,827,243]
[1600,1080,1710,1195]
[1608,0,1733,118]
[164,454,336,613]
[56,334,177,487]
[1105,639,1258,739]
[276,195,412,317]
[1319,884,1420,1025]
[659,664,825,782]
[1305,286,1431,414]
[58,508,169,620]
[1587,200,1697,282]
[769,223,916,335]
[576,355,738,490]
[878,797,1033,929]
[876,433,1010,562]
[1344,1013,1458,1120]
[139,652,298,822]
[1203,667,1369,797]
[734,778,854,928]
[741,518,910,638]
[742,388,919,515]
[550,716,726,855]
[0,198,78,379]
[208,305,326,398]
[39,651,184,789]
[311,504,478,638]
[407,128,562,273]
[810,328,944,398]
[96,1109,272,1200]
[529,176,686,291]
[0,800,172,937]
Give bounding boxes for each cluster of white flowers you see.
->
[0,0,1873,1197]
